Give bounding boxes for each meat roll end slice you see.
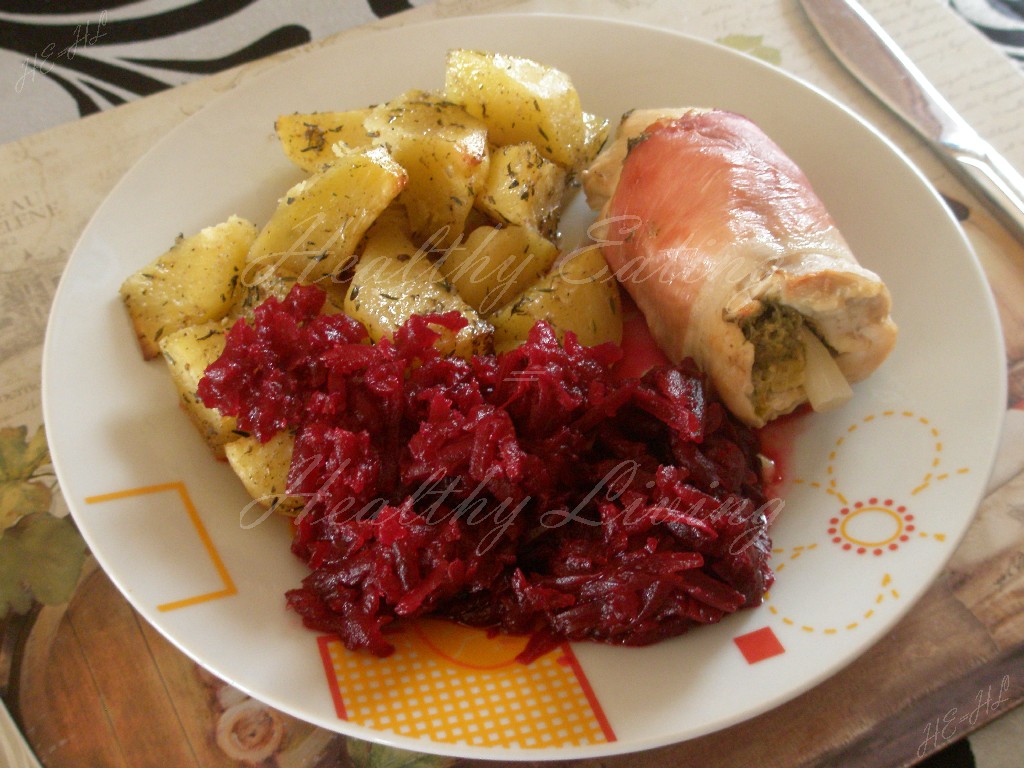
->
[582,108,897,427]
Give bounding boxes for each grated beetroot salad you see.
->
[198,283,776,662]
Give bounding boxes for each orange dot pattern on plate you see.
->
[317,619,615,748]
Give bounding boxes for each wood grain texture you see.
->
[18,580,131,768]
[136,617,239,768]
[18,568,202,768]
[962,208,1024,371]
[1008,361,1024,407]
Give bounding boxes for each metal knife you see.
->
[799,0,1024,246]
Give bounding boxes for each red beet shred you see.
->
[198,284,775,662]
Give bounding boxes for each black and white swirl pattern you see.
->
[1,1,1021,143]
[0,0,419,143]
[950,0,1024,67]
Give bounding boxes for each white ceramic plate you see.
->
[42,13,1006,761]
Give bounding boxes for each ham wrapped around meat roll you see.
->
[581,108,897,427]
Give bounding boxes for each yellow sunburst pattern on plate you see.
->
[764,409,969,633]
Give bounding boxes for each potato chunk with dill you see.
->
[245,146,406,285]
[445,49,599,170]
[225,432,303,515]
[580,110,612,169]
[343,208,493,358]
[436,224,559,315]
[159,322,237,458]
[225,270,347,326]
[364,90,489,247]
[475,143,566,237]
[274,109,374,173]
[490,246,622,352]
[120,215,256,359]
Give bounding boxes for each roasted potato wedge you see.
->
[364,90,489,247]
[436,224,559,315]
[120,215,256,359]
[228,269,347,325]
[225,271,298,325]
[581,111,611,169]
[344,208,493,358]
[474,142,566,237]
[274,109,375,174]
[246,146,406,284]
[225,432,303,515]
[445,49,589,170]
[158,321,237,458]
[490,246,622,352]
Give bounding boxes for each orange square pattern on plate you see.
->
[318,619,615,748]
[733,626,786,664]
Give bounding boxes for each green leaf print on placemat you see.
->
[0,425,87,617]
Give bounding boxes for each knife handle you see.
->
[941,137,1024,247]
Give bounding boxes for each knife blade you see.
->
[799,0,1024,246]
